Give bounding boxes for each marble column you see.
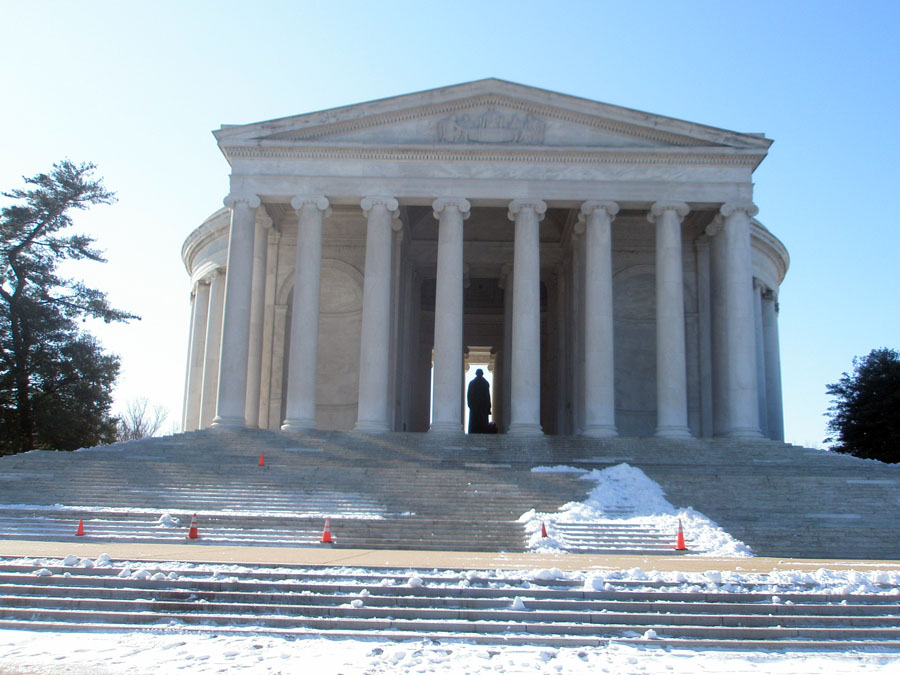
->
[706,217,727,436]
[499,264,513,433]
[183,278,211,431]
[649,201,691,438]
[753,279,769,435]
[507,199,546,436]
[355,196,400,432]
[571,233,586,434]
[181,289,196,431]
[244,209,273,429]
[212,194,260,428]
[762,289,785,441]
[579,200,619,437]
[429,197,470,434]
[695,236,714,437]
[721,202,763,438]
[281,196,330,431]
[199,269,225,428]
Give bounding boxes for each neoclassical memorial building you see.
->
[181,80,788,439]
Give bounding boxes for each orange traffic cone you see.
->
[320,516,333,544]
[187,513,200,540]
[674,518,687,551]
[76,519,85,536]
[258,453,265,467]
[541,522,548,538]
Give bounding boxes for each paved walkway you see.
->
[3,539,898,573]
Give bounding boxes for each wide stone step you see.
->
[3,607,900,644]
[5,430,900,558]
[5,593,899,630]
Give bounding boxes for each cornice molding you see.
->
[222,144,764,167]
[181,207,229,272]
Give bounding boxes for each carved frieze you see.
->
[437,108,545,144]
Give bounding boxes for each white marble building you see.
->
[180,80,788,439]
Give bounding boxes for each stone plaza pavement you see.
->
[4,539,899,575]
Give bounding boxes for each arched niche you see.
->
[281,259,363,430]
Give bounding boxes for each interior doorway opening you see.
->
[428,346,495,433]
[463,346,494,433]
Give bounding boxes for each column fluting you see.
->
[429,197,470,434]
[706,217,727,436]
[199,269,225,428]
[184,279,211,431]
[762,289,785,441]
[507,199,546,436]
[212,194,260,428]
[355,196,400,432]
[245,210,273,429]
[721,202,763,437]
[649,201,692,438]
[281,196,330,431]
[579,200,619,437]
[753,279,769,435]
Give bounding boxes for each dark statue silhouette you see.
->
[466,369,492,433]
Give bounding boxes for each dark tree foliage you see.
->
[0,161,137,455]
[825,348,900,463]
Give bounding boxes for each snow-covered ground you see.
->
[1,625,898,674]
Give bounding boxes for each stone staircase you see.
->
[0,429,898,558]
[1,559,898,650]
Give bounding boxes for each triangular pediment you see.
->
[215,79,771,153]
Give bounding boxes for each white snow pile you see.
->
[520,462,753,556]
[156,512,179,527]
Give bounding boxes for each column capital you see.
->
[507,199,547,221]
[361,196,399,219]
[291,195,331,217]
[648,201,689,223]
[255,209,273,229]
[720,201,759,219]
[579,200,619,220]
[432,197,471,220]
[576,200,619,234]
[223,193,261,209]
[199,267,223,284]
[704,214,723,237]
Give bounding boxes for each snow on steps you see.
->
[1,429,899,557]
[0,561,899,650]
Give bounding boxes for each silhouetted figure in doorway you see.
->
[467,368,492,434]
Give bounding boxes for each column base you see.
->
[428,421,464,435]
[281,419,316,432]
[354,420,391,433]
[210,416,246,430]
[725,427,764,439]
[654,426,693,439]
[581,425,618,439]
[506,423,544,437]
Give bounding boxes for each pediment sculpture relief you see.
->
[437,108,545,144]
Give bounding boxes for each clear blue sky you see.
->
[2,0,898,446]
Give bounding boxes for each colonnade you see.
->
[182,193,782,440]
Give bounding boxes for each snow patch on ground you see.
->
[523,463,753,556]
[0,630,897,674]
